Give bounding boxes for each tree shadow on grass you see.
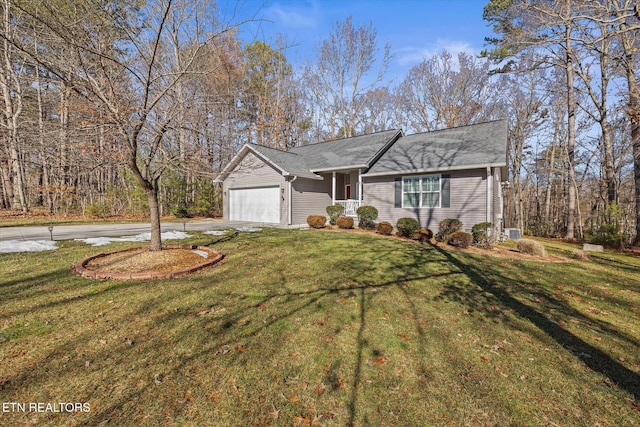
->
[432,244,640,401]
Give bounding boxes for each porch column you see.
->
[486,167,492,224]
[332,172,336,205]
[358,169,363,204]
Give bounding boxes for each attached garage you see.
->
[228,186,281,223]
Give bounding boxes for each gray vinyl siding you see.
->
[291,175,332,224]
[223,151,287,224]
[363,169,487,231]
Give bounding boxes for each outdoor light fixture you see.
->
[47,225,54,241]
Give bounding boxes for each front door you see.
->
[345,185,351,199]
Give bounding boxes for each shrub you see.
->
[472,222,496,249]
[396,217,419,238]
[517,239,547,257]
[435,218,463,242]
[336,216,354,229]
[85,201,109,218]
[307,215,327,229]
[356,205,378,229]
[412,228,433,243]
[326,205,345,225]
[570,250,589,261]
[376,221,393,235]
[170,205,190,218]
[448,231,473,248]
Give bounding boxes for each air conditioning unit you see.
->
[503,228,521,240]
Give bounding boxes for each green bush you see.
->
[471,222,496,249]
[517,239,546,257]
[413,228,433,243]
[356,205,378,229]
[307,215,327,229]
[85,201,108,218]
[435,218,463,242]
[396,217,420,238]
[170,205,190,218]
[376,221,394,235]
[336,216,354,229]
[585,224,628,248]
[326,205,345,225]
[448,231,473,248]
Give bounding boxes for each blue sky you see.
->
[225,0,492,80]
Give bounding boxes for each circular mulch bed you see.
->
[74,244,224,280]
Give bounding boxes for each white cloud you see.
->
[265,1,319,30]
[0,240,57,253]
[396,39,478,67]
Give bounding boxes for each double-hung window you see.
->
[402,175,441,208]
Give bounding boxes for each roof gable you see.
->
[290,129,402,171]
[364,120,508,177]
[214,144,322,183]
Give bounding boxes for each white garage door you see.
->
[229,186,280,223]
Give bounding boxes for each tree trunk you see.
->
[146,183,162,252]
[630,83,640,246]
[565,8,577,240]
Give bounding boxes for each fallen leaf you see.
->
[289,395,300,403]
[314,384,325,396]
[373,356,387,365]
[236,345,246,353]
[269,404,280,419]
[396,333,411,342]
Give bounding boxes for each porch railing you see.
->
[335,199,361,217]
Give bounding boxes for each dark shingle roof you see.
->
[250,144,320,180]
[290,129,402,171]
[215,121,507,183]
[364,120,508,177]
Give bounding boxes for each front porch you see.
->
[330,170,363,217]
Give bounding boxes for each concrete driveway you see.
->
[0,220,304,242]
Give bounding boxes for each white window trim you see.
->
[402,174,442,208]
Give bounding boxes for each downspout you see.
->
[487,167,492,224]
[288,176,298,225]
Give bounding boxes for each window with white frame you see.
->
[402,175,441,208]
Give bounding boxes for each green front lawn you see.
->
[1,229,638,426]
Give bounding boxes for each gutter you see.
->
[362,162,507,178]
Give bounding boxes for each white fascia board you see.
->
[311,164,369,173]
[362,162,507,178]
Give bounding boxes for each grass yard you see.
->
[0,229,639,426]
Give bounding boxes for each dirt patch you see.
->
[453,243,567,263]
[86,248,210,273]
[74,245,224,279]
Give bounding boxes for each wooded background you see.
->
[1,0,639,246]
